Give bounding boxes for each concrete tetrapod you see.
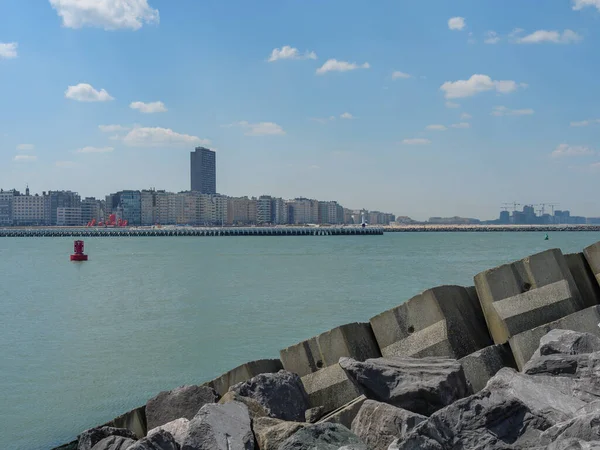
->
[474,248,585,345]
[369,285,492,360]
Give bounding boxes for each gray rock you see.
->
[546,439,600,450]
[182,401,253,450]
[229,370,309,422]
[218,391,268,420]
[305,406,325,423]
[89,436,135,450]
[278,423,366,450]
[146,385,218,430]
[540,412,600,446]
[318,396,367,430]
[127,430,179,450]
[392,368,588,450]
[537,329,600,358]
[147,418,189,447]
[350,400,426,450]
[78,426,137,450]
[339,356,471,416]
[251,417,304,450]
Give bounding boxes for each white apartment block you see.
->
[56,207,82,226]
[13,195,49,226]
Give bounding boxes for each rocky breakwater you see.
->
[55,241,600,449]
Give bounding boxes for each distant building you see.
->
[499,210,510,224]
[190,147,216,194]
[13,191,49,226]
[48,191,80,226]
[257,196,273,225]
[56,207,82,226]
[291,198,319,224]
[0,189,16,226]
[106,191,142,225]
[81,197,101,224]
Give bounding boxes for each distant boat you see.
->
[544,233,549,240]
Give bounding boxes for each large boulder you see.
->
[540,412,600,446]
[339,356,471,416]
[78,426,137,450]
[229,370,309,422]
[147,418,189,447]
[278,423,366,450]
[536,329,600,358]
[350,400,426,450]
[127,430,179,450]
[146,385,218,431]
[182,401,253,450]
[252,417,305,450]
[546,439,600,450]
[89,436,135,450]
[391,368,588,449]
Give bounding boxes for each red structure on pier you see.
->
[70,240,88,261]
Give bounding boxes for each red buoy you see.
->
[70,240,88,261]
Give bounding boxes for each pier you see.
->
[0,226,384,238]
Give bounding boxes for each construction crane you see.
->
[538,203,559,216]
[502,202,521,212]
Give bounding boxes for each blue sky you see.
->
[1,0,600,220]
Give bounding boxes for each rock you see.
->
[89,436,135,450]
[538,329,600,357]
[546,439,600,450]
[317,396,367,430]
[339,356,471,416]
[252,417,305,450]
[392,368,588,449]
[229,370,309,422]
[278,423,366,450]
[305,406,325,423]
[127,430,179,450]
[147,418,189,447]
[540,412,600,446]
[182,401,253,450]
[301,364,362,414]
[350,400,426,450]
[146,384,218,431]
[218,391,268,419]
[458,343,516,393]
[78,426,137,450]
[204,359,283,397]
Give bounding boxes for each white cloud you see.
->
[440,74,523,99]
[340,112,354,120]
[122,127,210,147]
[0,42,18,59]
[426,124,447,131]
[65,83,113,102]
[445,101,460,109]
[392,71,411,80]
[402,138,431,145]
[461,113,472,119]
[571,119,600,127]
[17,144,34,151]
[268,46,317,62]
[552,144,594,157]
[516,29,582,44]
[229,121,286,136]
[55,161,77,168]
[49,0,159,30]
[13,155,37,162]
[316,59,370,75]
[491,106,535,116]
[76,146,114,153]
[129,101,167,113]
[99,124,130,132]
[484,31,500,44]
[448,17,466,31]
[451,122,471,129]
[573,0,600,11]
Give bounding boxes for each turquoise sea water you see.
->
[1,232,599,449]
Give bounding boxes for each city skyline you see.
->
[2,1,600,221]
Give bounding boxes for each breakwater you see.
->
[54,240,600,449]
[384,224,600,232]
[0,226,383,238]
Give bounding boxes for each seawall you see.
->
[384,224,600,232]
[52,240,600,449]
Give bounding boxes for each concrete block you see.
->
[279,322,380,378]
[459,344,516,393]
[204,359,283,396]
[369,285,492,360]
[474,249,585,345]
[584,242,600,287]
[103,405,147,439]
[301,364,361,413]
[317,395,367,429]
[509,305,600,370]
[565,252,600,307]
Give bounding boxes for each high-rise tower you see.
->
[190,147,216,194]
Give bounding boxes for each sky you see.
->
[1,0,600,221]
